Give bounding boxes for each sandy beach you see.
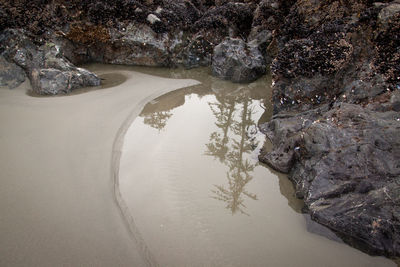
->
[0,65,199,267]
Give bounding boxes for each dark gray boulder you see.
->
[212,37,266,83]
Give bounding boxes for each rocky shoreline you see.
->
[1,0,399,258]
[258,0,400,257]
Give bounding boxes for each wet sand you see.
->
[0,65,199,266]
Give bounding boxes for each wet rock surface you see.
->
[0,56,26,89]
[212,37,266,83]
[261,103,400,256]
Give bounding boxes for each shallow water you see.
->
[118,67,395,267]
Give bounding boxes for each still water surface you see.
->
[118,67,394,267]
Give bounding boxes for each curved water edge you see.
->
[112,66,396,266]
[107,65,230,267]
[109,85,207,267]
[111,93,162,267]
[107,68,205,267]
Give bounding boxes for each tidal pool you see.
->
[118,67,395,267]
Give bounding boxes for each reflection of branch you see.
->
[143,111,172,131]
[211,169,258,216]
[205,100,236,162]
[206,92,260,215]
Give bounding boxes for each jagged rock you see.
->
[0,56,26,89]
[102,24,172,66]
[258,0,400,257]
[212,37,266,83]
[0,29,100,95]
[35,43,100,94]
[260,103,400,256]
[30,67,100,95]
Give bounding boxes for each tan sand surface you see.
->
[0,64,199,267]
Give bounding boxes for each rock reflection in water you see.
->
[206,90,259,215]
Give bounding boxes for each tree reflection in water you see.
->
[206,89,259,215]
[143,111,172,131]
[138,81,264,215]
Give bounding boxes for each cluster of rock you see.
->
[0,0,399,259]
[258,0,400,257]
[0,0,274,94]
[0,29,100,94]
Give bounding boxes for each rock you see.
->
[258,0,400,257]
[247,29,273,63]
[102,24,172,66]
[260,103,400,256]
[29,42,100,94]
[212,37,266,83]
[378,3,400,26]
[160,0,202,30]
[30,67,100,95]
[249,0,293,39]
[34,42,100,94]
[374,8,400,88]
[0,56,26,89]
[259,104,330,174]
[270,22,355,112]
[179,34,213,69]
[147,14,161,24]
[0,7,9,32]
[155,6,163,14]
[193,2,255,43]
[0,29,100,95]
